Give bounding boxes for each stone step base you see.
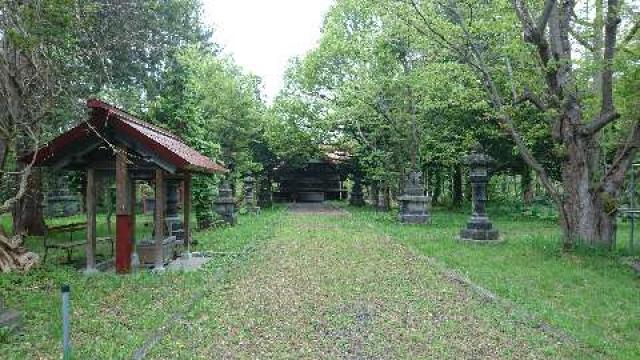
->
[460,228,500,241]
[399,214,431,224]
[0,309,22,331]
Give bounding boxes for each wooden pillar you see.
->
[130,179,136,256]
[183,173,192,251]
[115,146,133,274]
[154,169,166,269]
[85,168,97,273]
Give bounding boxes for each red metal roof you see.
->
[29,99,227,174]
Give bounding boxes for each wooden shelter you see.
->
[27,99,226,274]
[273,151,349,203]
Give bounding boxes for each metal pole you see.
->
[631,165,637,253]
[61,284,71,360]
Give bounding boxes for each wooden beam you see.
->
[154,169,166,269]
[115,145,133,274]
[85,168,97,273]
[183,173,192,251]
[114,134,177,174]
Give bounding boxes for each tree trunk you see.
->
[370,182,379,207]
[12,166,46,236]
[377,183,391,212]
[432,169,442,205]
[521,167,534,205]
[453,164,463,206]
[559,134,617,250]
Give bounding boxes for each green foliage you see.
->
[266,0,560,199]
[148,46,268,226]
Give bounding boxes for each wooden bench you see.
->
[43,222,113,263]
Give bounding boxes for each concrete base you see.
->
[399,214,431,224]
[460,228,500,240]
[83,267,100,276]
[167,253,211,272]
[398,195,430,224]
[458,235,505,245]
[219,213,237,225]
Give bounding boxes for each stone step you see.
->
[0,309,22,331]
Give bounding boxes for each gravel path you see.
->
[148,205,581,359]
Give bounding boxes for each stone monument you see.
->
[243,176,260,214]
[398,171,430,224]
[214,181,237,225]
[460,145,501,242]
[44,175,80,217]
[349,175,365,206]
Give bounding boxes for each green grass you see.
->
[145,206,582,359]
[0,208,284,359]
[343,205,640,359]
[1,204,638,359]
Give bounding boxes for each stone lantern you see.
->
[460,145,500,242]
[214,181,237,225]
[349,175,365,206]
[398,171,430,224]
[243,175,260,214]
[165,180,183,242]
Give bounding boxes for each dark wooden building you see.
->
[273,153,348,203]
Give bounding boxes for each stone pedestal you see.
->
[377,185,390,211]
[398,171,430,224]
[214,181,237,225]
[349,176,365,207]
[244,176,260,214]
[460,146,501,242]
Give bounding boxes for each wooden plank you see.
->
[130,178,136,246]
[116,146,130,215]
[154,169,166,268]
[183,173,191,250]
[85,168,97,272]
[115,145,132,274]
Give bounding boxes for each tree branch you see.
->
[515,87,549,111]
[617,17,639,52]
[0,126,38,215]
[580,111,620,136]
[537,0,557,32]
[569,27,595,52]
[602,119,640,194]
[599,0,621,126]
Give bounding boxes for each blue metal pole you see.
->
[61,284,71,360]
[631,166,636,253]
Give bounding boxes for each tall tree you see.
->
[400,0,638,248]
[0,0,207,270]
